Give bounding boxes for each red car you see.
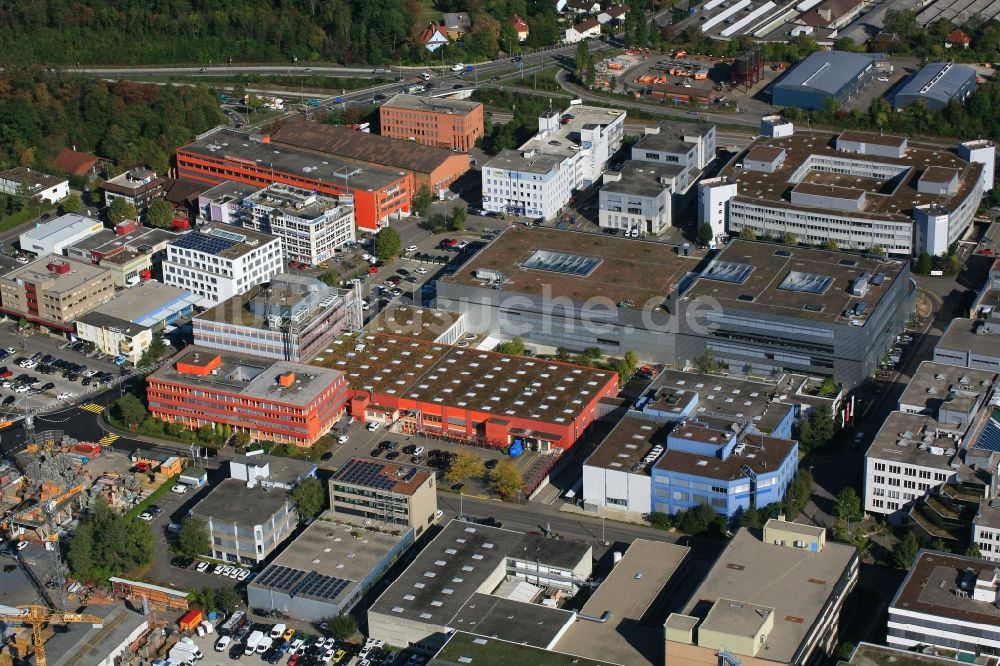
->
[288,655,300,666]
[0,367,10,379]
[367,266,379,274]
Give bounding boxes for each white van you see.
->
[245,630,264,655]
[215,635,232,652]
[256,636,273,654]
[269,623,287,639]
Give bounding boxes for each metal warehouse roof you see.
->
[892,62,977,108]
[775,51,880,96]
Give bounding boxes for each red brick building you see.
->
[379,94,485,153]
[147,347,350,447]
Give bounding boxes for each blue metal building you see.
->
[773,51,883,110]
[891,62,977,110]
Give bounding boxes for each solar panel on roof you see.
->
[333,459,395,490]
[292,572,351,600]
[208,227,248,243]
[974,411,1000,453]
[702,260,753,284]
[778,271,833,294]
[255,565,308,592]
[171,231,238,255]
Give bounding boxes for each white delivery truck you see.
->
[245,630,264,655]
[255,636,273,654]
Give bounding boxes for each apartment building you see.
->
[0,167,69,205]
[481,105,625,220]
[194,274,362,362]
[162,222,283,307]
[380,94,485,153]
[240,184,355,265]
[146,346,350,446]
[888,550,1000,655]
[101,168,166,213]
[190,478,297,564]
[328,457,438,537]
[0,256,115,331]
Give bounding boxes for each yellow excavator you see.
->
[0,604,103,666]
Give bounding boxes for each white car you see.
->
[15,257,28,264]
[451,63,465,72]
[196,561,209,572]
[413,446,424,456]
[270,624,287,640]
[170,484,188,495]
[361,301,371,311]
[57,392,72,400]
[456,240,469,249]
[367,422,381,431]
[83,370,98,377]
[228,568,240,579]
[16,540,28,551]
[405,245,418,253]
[415,267,428,275]
[237,569,250,581]
[337,435,349,444]
[138,512,153,522]
[14,386,29,393]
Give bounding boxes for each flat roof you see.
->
[682,238,905,324]
[88,281,195,325]
[775,51,880,96]
[746,145,786,162]
[481,148,566,175]
[701,598,773,639]
[331,457,433,496]
[449,593,575,649]
[866,410,962,469]
[898,361,996,412]
[431,632,615,666]
[838,131,907,148]
[891,550,1000,626]
[647,369,780,429]
[555,540,689,666]
[151,346,343,407]
[270,120,460,177]
[847,642,965,666]
[369,304,464,342]
[66,225,180,254]
[383,93,482,115]
[229,455,316,486]
[43,604,147,666]
[681,527,857,663]
[103,167,161,192]
[513,532,591,570]
[448,226,698,307]
[169,222,278,259]
[719,130,981,225]
[251,514,406,607]
[196,274,347,330]
[602,161,681,198]
[937,317,1000,357]
[246,183,350,221]
[312,331,615,430]
[180,128,405,193]
[975,499,1000,529]
[585,416,666,475]
[20,213,101,244]
[0,254,112,293]
[656,431,796,481]
[763,518,825,538]
[633,123,712,155]
[192,477,292,525]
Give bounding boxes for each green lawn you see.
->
[0,206,43,234]
[126,475,180,521]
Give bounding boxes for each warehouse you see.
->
[892,61,977,110]
[772,51,884,110]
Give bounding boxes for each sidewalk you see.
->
[558,500,652,527]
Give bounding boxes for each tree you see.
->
[292,477,325,521]
[197,425,215,444]
[555,347,572,362]
[319,270,339,287]
[583,347,602,360]
[373,226,402,260]
[412,185,433,217]
[425,213,447,234]
[819,377,838,396]
[782,231,797,245]
[67,498,153,584]
[114,392,148,427]
[647,511,671,530]
[61,193,84,214]
[574,41,591,83]
[739,227,757,240]
[783,471,813,518]
[108,197,137,225]
[139,335,165,368]
[323,613,358,641]
[145,198,173,228]
[894,530,920,569]
[234,432,252,448]
[17,317,29,330]
[616,350,639,382]
[675,503,726,536]
[697,223,714,246]
[695,350,719,374]
[175,517,210,557]
[449,205,466,232]
[216,586,243,615]
[495,337,526,355]
[824,239,839,251]
[916,251,933,274]
[445,452,485,484]
[798,404,834,453]
[966,543,982,558]
[488,460,524,499]
[836,487,863,524]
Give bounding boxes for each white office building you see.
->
[974,499,1000,562]
[241,184,355,266]
[598,161,678,235]
[163,223,283,307]
[481,105,625,220]
[697,177,738,244]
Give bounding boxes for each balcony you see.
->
[908,506,964,545]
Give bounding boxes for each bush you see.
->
[322,613,357,641]
[647,511,671,530]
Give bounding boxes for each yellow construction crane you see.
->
[0,604,103,666]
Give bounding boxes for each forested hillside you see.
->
[0,68,222,173]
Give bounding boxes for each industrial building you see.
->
[892,62,978,110]
[665,518,858,666]
[888,550,1000,655]
[101,168,166,213]
[194,274,362,363]
[248,513,413,622]
[146,346,350,446]
[677,239,913,389]
[380,94,485,152]
[40,604,149,666]
[19,213,104,256]
[481,105,625,220]
[310,327,619,453]
[162,222,283,308]
[699,125,993,256]
[367,520,593,654]
[431,633,614,666]
[328,457,438,537]
[240,183,356,266]
[269,120,470,196]
[772,51,885,110]
[175,128,411,231]
[0,255,116,331]
[934,315,1000,371]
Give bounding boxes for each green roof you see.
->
[430,632,618,666]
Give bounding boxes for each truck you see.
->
[306,98,320,107]
[406,84,425,94]
[244,630,264,655]
[218,610,245,636]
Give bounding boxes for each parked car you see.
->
[171,484,189,494]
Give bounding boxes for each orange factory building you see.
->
[269,120,470,195]
[146,346,350,447]
[175,128,411,231]
[379,94,485,153]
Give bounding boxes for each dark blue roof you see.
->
[892,62,977,109]
[775,51,880,96]
[974,409,1000,453]
[171,230,239,255]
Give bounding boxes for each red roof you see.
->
[508,14,530,32]
[606,5,629,18]
[574,17,601,32]
[421,22,449,44]
[53,148,99,177]
[946,28,971,45]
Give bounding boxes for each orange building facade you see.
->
[379,95,486,153]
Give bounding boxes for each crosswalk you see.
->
[78,403,104,414]
[98,433,119,446]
